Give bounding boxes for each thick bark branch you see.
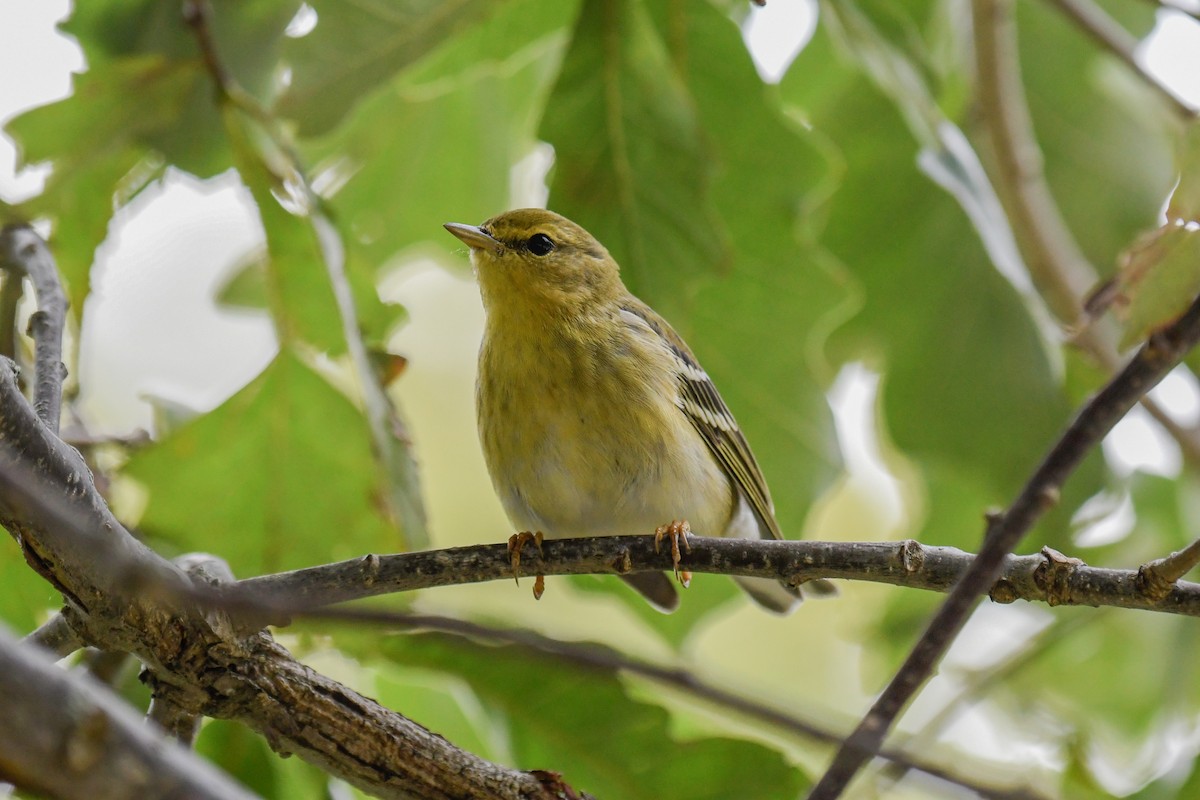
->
[0,356,577,799]
[0,625,257,800]
[0,225,67,432]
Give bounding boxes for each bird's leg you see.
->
[507,531,546,599]
[654,520,692,587]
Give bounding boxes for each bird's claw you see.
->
[507,531,545,598]
[654,520,692,587]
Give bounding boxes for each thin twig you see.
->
[1138,537,1200,599]
[234,537,1200,617]
[0,272,23,359]
[315,612,1048,800]
[1044,0,1198,119]
[183,0,427,547]
[22,613,82,658]
[1135,0,1200,23]
[0,226,66,432]
[808,293,1200,799]
[876,613,1096,791]
[148,696,202,745]
[975,0,1097,324]
[975,0,1200,467]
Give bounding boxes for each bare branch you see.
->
[1133,0,1200,23]
[1138,537,1200,599]
[1044,0,1198,119]
[0,271,22,359]
[182,0,427,547]
[316,612,1050,800]
[0,225,67,432]
[22,613,82,658]
[0,361,579,800]
[0,625,258,800]
[974,0,1200,466]
[808,291,1200,799]
[236,537,1200,617]
[148,696,202,746]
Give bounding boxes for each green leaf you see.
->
[1114,225,1200,349]
[378,632,809,800]
[196,719,329,799]
[0,544,63,632]
[303,25,563,273]
[15,147,153,313]
[783,22,1101,547]
[1009,608,1200,741]
[643,0,844,535]
[64,0,299,98]
[541,0,731,318]
[6,56,202,291]
[1016,0,1173,272]
[222,106,359,354]
[278,0,508,136]
[1168,122,1200,224]
[123,351,401,575]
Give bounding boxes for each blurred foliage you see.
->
[2,0,1200,797]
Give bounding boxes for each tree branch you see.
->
[1137,537,1200,600]
[0,270,22,360]
[0,625,258,800]
[0,359,580,799]
[974,0,1200,466]
[183,0,428,548]
[23,612,82,658]
[312,612,1049,800]
[0,225,67,432]
[1044,0,1199,120]
[808,291,1200,799]
[235,536,1200,617]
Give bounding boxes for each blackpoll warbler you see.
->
[445,209,832,613]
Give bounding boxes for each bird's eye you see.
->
[527,233,555,256]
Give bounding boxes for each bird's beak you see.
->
[444,222,503,254]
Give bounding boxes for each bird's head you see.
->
[444,209,623,312]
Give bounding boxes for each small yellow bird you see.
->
[445,209,831,613]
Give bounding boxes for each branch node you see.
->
[1137,564,1174,602]
[1037,486,1061,511]
[530,769,594,800]
[359,553,381,587]
[1136,537,1200,601]
[898,539,924,573]
[611,547,633,575]
[1033,547,1084,606]
[989,579,1018,604]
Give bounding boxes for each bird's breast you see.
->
[476,317,734,538]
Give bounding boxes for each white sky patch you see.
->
[827,364,905,529]
[0,0,84,202]
[78,170,275,433]
[1104,404,1182,477]
[1072,488,1136,547]
[742,0,817,83]
[1140,10,1200,108]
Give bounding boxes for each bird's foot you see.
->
[507,531,546,599]
[654,520,692,588]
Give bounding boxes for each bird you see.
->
[444,208,833,613]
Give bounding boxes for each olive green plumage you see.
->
[446,208,831,612]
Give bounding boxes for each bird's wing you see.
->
[619,301,783,541]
